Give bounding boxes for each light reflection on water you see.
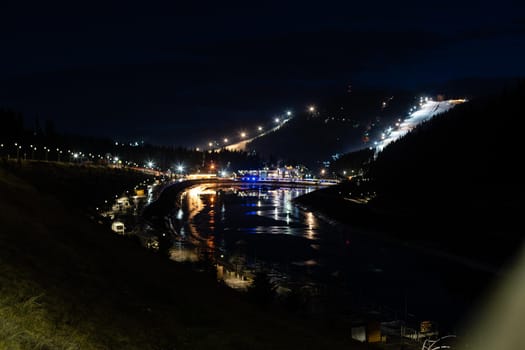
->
[105,181,486,328]
[169,184,320,290]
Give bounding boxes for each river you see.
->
[104,180,495,333]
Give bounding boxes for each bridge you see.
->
[182,173,339,186]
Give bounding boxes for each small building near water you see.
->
[111,221,126,234]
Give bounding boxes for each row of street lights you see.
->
[200,106,318,150]
[0,142,144,169]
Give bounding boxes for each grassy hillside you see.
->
[0,161,361,349]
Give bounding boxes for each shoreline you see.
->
[293,187,508,275]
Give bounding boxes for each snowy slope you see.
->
[375,99,466,153]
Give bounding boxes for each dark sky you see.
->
[1,0,524,146]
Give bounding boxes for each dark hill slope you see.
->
[297,82,524,266]
[0,162,358,349]
[248,88,415,166]
[369,82,523,228]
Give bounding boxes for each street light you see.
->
[240,132,246,138]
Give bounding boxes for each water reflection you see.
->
[102,180,491,332]
[217,264,252,290]
[170,243,199,262]
[101,183,336,295]
[167,184,320,291]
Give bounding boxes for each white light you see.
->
[223,138,228,143]
[177,165,184,172]
[147,161,154,168]
[208,142,213,147]
[258,126,263,131]
[73,153,79,158]
[309,106,315,112]
[275,118,280,123]
[240,132,246,138]
[286,110,292,116]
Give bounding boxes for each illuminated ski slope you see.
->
[375,98,467,153]
[221,117,292,152]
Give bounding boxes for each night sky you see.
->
[2,1,524,146]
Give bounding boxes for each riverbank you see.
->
[0,161,361,349]
[294,181,521,277]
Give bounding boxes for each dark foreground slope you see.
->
[0,161,360,349]
[297,82,524,266]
